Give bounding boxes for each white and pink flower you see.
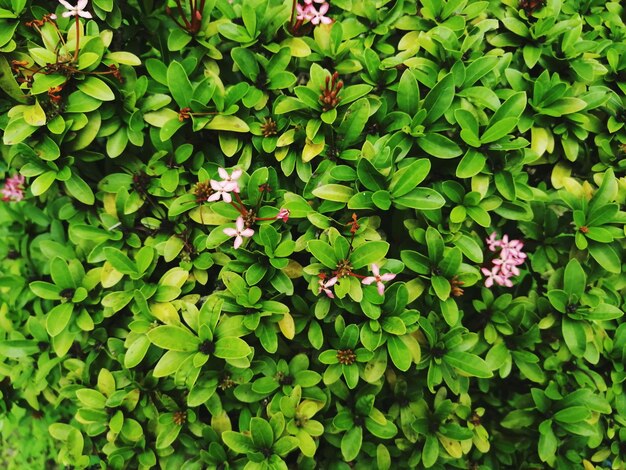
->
[362,264,396,295]
[223,216,254,249]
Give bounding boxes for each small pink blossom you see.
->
[2,174,25,202]
[216,167,242,193]
[223,216,254,249]
[296,3,315,20]
[362,264,396,295]
[276,208,290,222]
[486,232,500,252]
[310,2,332,25]
[482,233,525,288]
[319,276,338,298]
[208,180,233,203]
[59,0,92,18]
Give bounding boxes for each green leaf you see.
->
[553,407,590,424]
[146,325,199,352]
[214,337,252,359]
[204,115,250,132]
[481,117,518,143]
[30,281,62,300]
[341,425,362,461]
[394,188,445,210]
[23,100,46,126]
[311,184,355,202]
[431,275,450,301]
[563,259,586,300]
[397,69,419,115]
[588,244,621,274]
[65,173,95,205]
[423,73,455,125]
[538,421,557,463]
[417,133,463,159]
[222,431,255,454]
[307,240,338,269]
[337,98,370,147]
[422,434,439,468]
[46,303,74,337]
[250,417,274,450]
[167,61,192,108]
[3,117,38,145]
[77,76,115,101]
[444,351,493,378]
[389,159,431,197]
[562,317,586,357]
[350,241,390,269]
[387,336,411,371]
[31,171,57,196]
[103,248,138,275]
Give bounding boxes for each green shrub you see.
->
[1,0,625,468]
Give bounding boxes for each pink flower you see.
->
[296,3,315,20]
[59,0,92,18]
[223,216,254,249]
[310,2,332,24]
[208,180,233,203]
[208,168,242,203]
[482,232,526,288]
[481,266,511,288]
[276,208,290,222]
[216,167,242,193]
[486,232,501,252]
[319,276,338,298]
[361,264,396,295]
[2,174,25,202]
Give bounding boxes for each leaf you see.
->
[588,243,621,274]
[103,248,138,275]
[394,188,445,210]
[553,407,590,424]
[397,69,419,115]
[213,337,252,359]
[77,76,115,101]
[146,325,199,352]
[350,241,390,269]
[387,336,411,371]
[562,317,586,358]
[46,303,74,337]
[307,240,338,269]
[23,100,46,126]
[389,159,431,197]
[563,259,586,300]
[311,184,354,202]
[250,417,274,450]
[337,98,370,147]
[444,351,493,378]
[167,61,192,108]
[3,117,38,145]
[423,73,455,125]
[341,425,362,461]
[204,115,250,132]
[417,133,462,159]
[65,173,95,205]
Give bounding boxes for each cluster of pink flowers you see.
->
[211,168,289,249]
[319,263,396,298]
[296,0,332,25]
[210,167,242,203]
[2,174,26,202]
[481,233,526,288]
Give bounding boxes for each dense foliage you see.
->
[1,0,625,468]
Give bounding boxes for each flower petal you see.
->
[233,235,243,249]
[361,276,376,285]
[223,228,238,237]
[377,282,385,296]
